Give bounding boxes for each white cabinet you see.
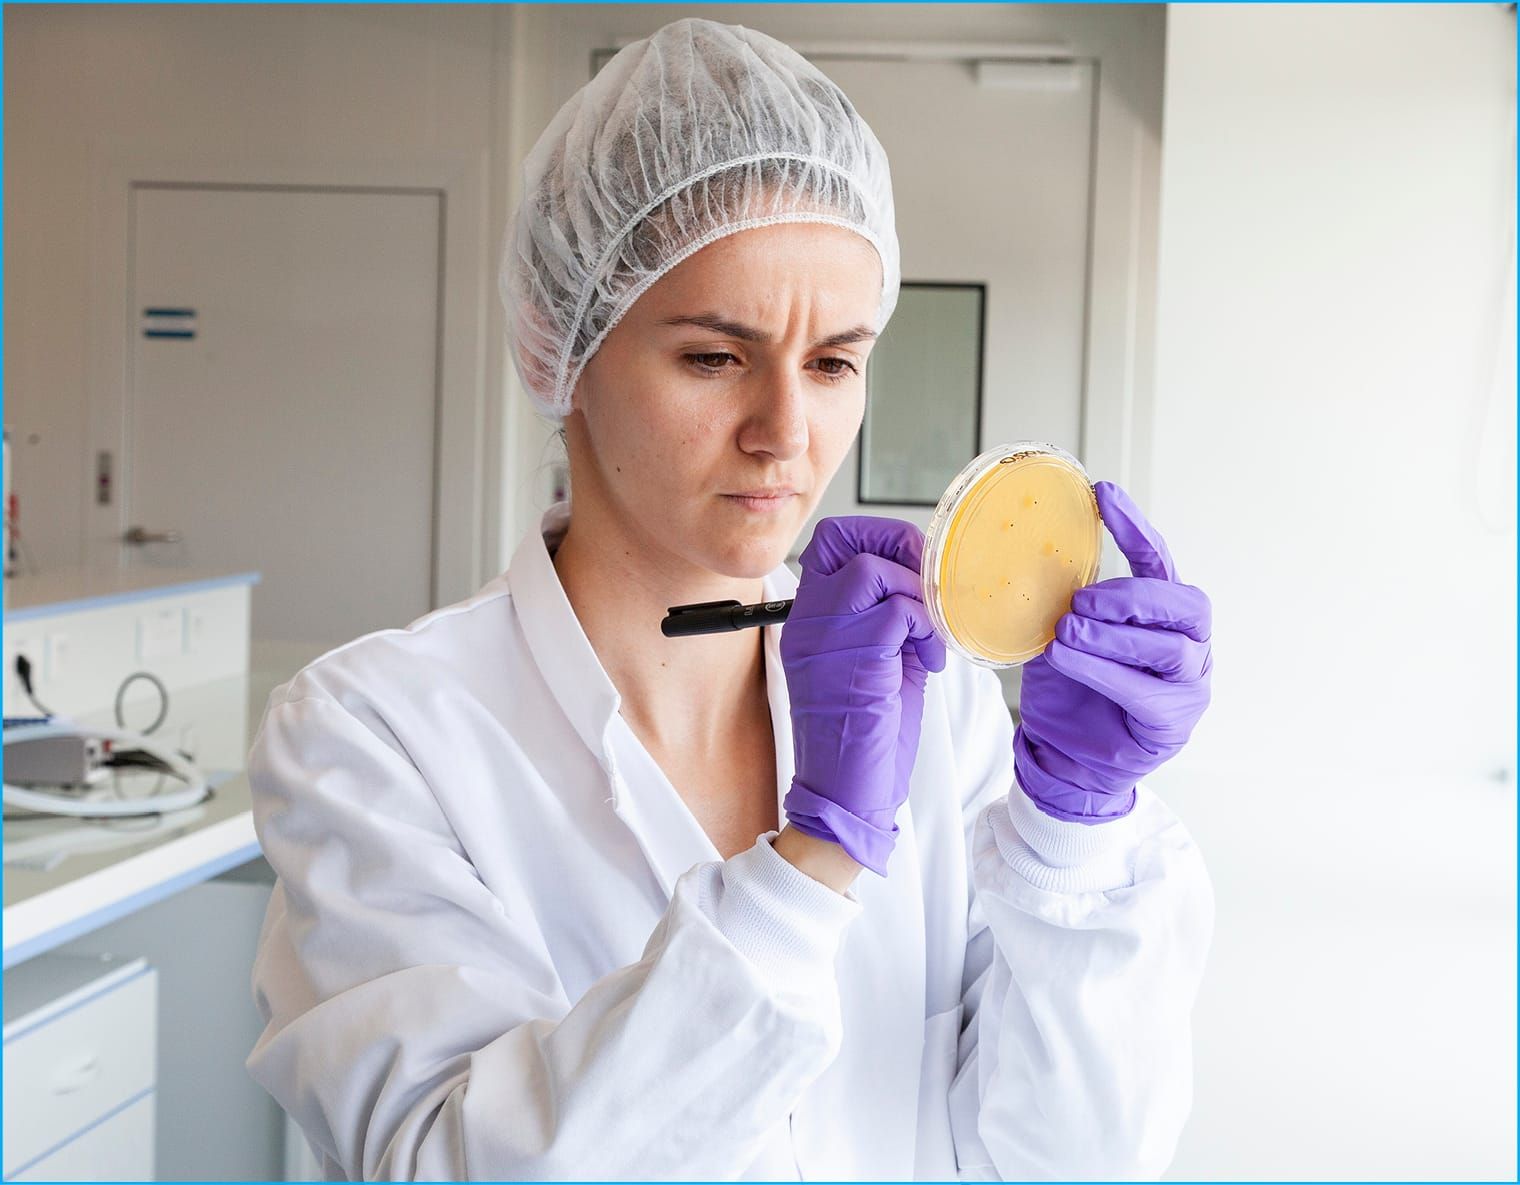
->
[2,953,157,1180]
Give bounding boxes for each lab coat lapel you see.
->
[604,564,801,903]
[508,503,622,776]
[760,566,798,831]
[507,505,694,902]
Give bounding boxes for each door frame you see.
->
[83,149,495,612]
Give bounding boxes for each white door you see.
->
[124,184,441,649]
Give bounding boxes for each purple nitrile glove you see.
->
[780,517,947,876]
[1014,480,1214,824]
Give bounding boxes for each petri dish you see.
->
[922,442,1103,668]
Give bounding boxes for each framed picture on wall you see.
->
[857,281,986,506]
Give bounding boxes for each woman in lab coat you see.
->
[246,18,1215,1182]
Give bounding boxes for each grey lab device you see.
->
[3,733,108,787]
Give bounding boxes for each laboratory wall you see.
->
[1147,4,1516,1180]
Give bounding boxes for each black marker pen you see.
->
[661,598,794,637]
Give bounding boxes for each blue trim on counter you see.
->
[6,571,261,623]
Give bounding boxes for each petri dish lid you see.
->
[922,442,1102,668]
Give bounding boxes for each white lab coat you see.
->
[245,502,1215,1182]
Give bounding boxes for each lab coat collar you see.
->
[603,618,798,902]
[506,502,800,886]
[506,502,623,772]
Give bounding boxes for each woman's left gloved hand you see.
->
[1014,480,1214,824]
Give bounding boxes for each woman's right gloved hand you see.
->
[779,517,946,876]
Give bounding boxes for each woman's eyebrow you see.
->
[654,312,877,348]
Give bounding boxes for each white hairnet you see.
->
[500,17,900,421]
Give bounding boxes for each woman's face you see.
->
[566,221,883,580]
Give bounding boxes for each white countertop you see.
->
[4,563,260,623]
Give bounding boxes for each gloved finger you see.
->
[811,551,927,616]
[903,629,947,674]
[1054,613,1209,683]
[873,591,940,648]
[818,591,943,675]
[800,515,927,577]
[1071,577,1212,642]
[1094,481,1177,583]
[1043,637,1194,728]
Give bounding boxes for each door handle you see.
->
[123,526,183,545]
[50,1053,102,1094]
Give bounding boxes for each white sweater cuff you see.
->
[996,777,1146,893]
[714,831,862,986]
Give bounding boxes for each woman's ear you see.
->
[567,350,596,418]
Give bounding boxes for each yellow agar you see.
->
[936,452,1101,665]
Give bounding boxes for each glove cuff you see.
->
[1013,724,1138,824]
[783,778,899,876]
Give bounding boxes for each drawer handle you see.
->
[50,1054,101,1095]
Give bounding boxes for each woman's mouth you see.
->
[721,490,798,513]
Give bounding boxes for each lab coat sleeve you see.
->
[245,691,863,1182]
[944,668,1216,1181]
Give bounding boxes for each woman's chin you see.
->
[680,502,809,578]
[697,534,795,580]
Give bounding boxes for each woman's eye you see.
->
[811,357,859,383]
[683,352,860,383]
[685,352,739,374]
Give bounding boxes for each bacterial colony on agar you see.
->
[921,442,1103,668]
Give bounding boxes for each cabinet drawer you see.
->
[3,966,157,1177]
[8,1090,154,1182]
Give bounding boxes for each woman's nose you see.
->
[738,367,809,461]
